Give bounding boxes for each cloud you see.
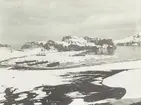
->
[0,0,141,46]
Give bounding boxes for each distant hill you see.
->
[0,42,12,52]
[115,33,141,46]
[0,42,15,60]
[21,36,116,55]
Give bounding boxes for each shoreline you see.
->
[1,56,141,71]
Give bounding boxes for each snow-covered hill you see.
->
[0,42,40,61]
[21,36,116,55]
[115,33,141,46]
[21,41,47,50]
[0,43,14,60]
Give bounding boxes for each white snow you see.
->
[55,41,70,47]
[66,91,85,98]
[82,60,141,71]
[68,99,86,105]
[0,49,116,67]
[0,47,15,61]
[32,87,47,100]
[1,46,141,103]
[0,47,45,62]
[0,60,141,100]
[3,56,141,72]
[114,33,141,45]
[61,36,97,47]
[34,102,42,105]
[89,99,114,105]
[114,36,134,44]
[103,69,141,99]
[95,77,103,81]
[15,93,28,101]
[0,68,69,95]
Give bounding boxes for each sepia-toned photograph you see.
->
[0,0,141,105]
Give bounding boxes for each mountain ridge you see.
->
[21,36,116,55]
[115,33,141,46]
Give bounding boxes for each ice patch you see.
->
[66,91,85,98]
[32,88,48,100]
[15,93,28,101]
[68,99,86,105]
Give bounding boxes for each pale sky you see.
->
[0,0,141,48]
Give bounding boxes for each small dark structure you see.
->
[47,62,60,67]
[28,61,48,66]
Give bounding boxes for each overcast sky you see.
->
[0,0,141,47]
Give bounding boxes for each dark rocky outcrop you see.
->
[0,43,11,48]
[21,42,45,49]
[43,40,68,51]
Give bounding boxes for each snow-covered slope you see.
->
[0,42,43,61]
[0,48,26,61]
[62,36,96,47]
[0,43,15,61]
[115,33,141,46]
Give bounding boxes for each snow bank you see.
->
[0,48,39,62]
[103,69,141,99]
[0,68,69,94]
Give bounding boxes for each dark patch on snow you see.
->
[0,70,126,105]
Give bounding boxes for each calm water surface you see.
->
[115,46,141,61]
[87,46,141,65]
